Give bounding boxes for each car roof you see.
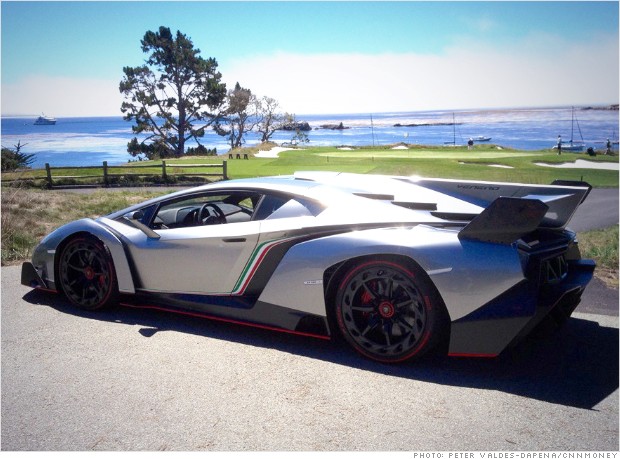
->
[106,172,468,219]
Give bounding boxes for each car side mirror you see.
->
[125,210,144,221]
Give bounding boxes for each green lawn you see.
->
[224,145,619,187]
[2,144,618,188]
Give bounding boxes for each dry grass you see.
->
[578,225,619,289]
[1,187,163,265]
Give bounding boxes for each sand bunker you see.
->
[459,162,514,169]
[254,147,299,158]
[535,159,619,170]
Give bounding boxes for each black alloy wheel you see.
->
[58,237,118,310]
[335,260,443,363]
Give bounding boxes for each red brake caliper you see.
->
[361,284,374,318]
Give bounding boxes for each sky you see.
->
[1,1,619,117]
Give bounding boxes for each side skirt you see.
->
[120,291,331,340]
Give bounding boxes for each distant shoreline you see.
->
[3,106,618,168]
[2,104,618,120]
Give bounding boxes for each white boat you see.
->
[560,141,586,153]
[553,107,585,152]
[474,136,491,142]
[34,114,56,125]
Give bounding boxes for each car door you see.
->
[125,191,261,295]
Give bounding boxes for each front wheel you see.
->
[58,236,118,310]
[334,260,445,363]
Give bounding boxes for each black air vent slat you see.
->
[353,193,394,200]
[393,201,438,211]
[431,212,477,221]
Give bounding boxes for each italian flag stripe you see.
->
[231,236,297,295]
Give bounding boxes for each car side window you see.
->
[252,193,324,221]
[252,194,289,221]
[119,190,324,229]
[149,192,257,229]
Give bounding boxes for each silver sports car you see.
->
[22,172,595,363]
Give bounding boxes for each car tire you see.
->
[334,259,445,363]
[58,236,118,310]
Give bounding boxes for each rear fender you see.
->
[257,226,524,322]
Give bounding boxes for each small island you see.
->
[394,122,462,127]
[319,122,349,130]
[278,121,311,131]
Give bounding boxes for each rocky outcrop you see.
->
[279,121,311,131]
[582,105,619,111]
[320,122,349,130]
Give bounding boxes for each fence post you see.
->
[222,160,228,180]
[103,161,109,187]
[45,163,53,188]
[162,161,167,182]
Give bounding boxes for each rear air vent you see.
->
[392,201,438,211]
[353,192,394,200]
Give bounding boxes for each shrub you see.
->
[1,142,35,172]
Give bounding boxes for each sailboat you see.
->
[443,113,463,146]
[554,107,586,152]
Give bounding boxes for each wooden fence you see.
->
[3,161,227,189]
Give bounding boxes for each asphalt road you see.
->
[1,187,618,451]
[568,188,619,232]
[1,266,618,451]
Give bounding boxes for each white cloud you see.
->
[222,35,619,114]
[3,35,617,118]
[2,75,122,117]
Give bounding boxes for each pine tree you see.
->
[120,27,226,159]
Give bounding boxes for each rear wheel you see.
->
[334,260,444,363]
[58,236,118,310]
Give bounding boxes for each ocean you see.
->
[1,107,618,169]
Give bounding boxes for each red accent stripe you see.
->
[119,302,331,341]
[448,352,498,358]
[34,287,58,294]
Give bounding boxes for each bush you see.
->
[185,145,217,156]
[1,142,35,172]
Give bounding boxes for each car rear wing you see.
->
[457,197,549,244]
[406,178,592,230]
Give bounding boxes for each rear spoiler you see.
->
[550,180,592,204]
[408,178,592,230]
[458,197,548,244]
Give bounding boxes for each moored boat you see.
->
[34,114,56,125]
[559,141,586,153]
[552,107,586,152]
